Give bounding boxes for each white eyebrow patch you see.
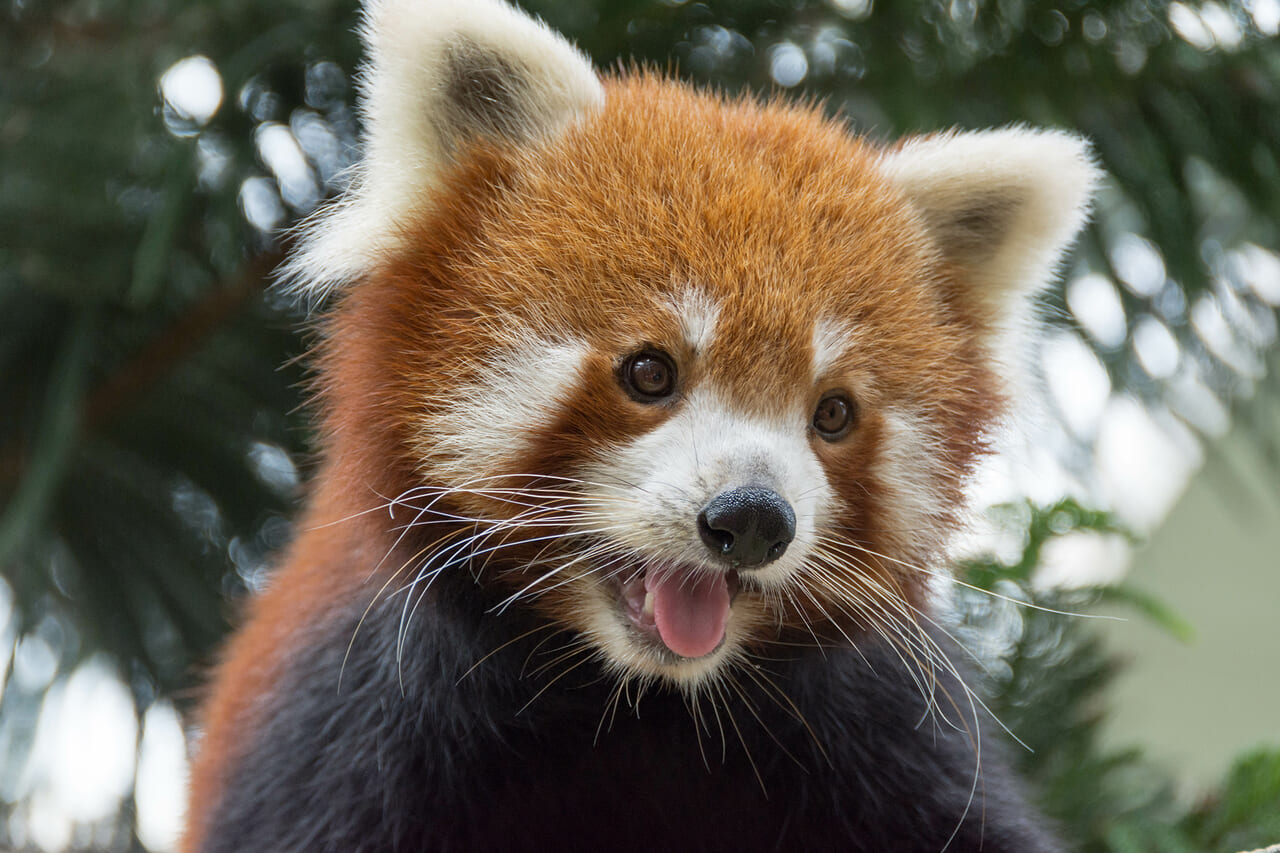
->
[669,288,719,354]
[811,317,853,379]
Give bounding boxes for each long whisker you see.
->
[594,676,631,745]
[710,678,767,795]
[515,645,597,716]
[457,622,559,684]
[803,542,1029,753]
[817,530,1120,622]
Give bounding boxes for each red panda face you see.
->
[316,78,1044,689]
[290,1,1097,692]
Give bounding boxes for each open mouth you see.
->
[617,565,741,659]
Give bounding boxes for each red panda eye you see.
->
[620,350,677,402]
[813,392,856,440]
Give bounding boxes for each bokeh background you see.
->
[2,0,1278,850]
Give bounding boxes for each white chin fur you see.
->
[579,584,744,689]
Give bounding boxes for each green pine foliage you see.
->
[956,502,1280,852]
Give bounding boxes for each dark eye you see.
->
[620,349,677,402]
[813,392,856,440]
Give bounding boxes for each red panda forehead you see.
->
[452,75,951,408]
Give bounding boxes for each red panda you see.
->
[184,0,1098,850]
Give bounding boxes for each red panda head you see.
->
[285,0,1098,689]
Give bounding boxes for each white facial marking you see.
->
[811,317,853,380]
[670,288,719,354]
[875,408,952,570]
[421,330,587,484]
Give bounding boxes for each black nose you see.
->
[697,486,796,568]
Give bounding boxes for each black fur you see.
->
[204,564,1061,852]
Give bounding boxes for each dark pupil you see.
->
[815,396,850,433]
[631,357,671,396]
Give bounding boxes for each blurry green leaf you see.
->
[1098,583,1197,644]
[130,146,196,308]
[0,309,96,566]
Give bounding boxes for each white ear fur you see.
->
[879,127,1100,318]
[281,0,603,301]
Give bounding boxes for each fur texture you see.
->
[185,2,1099,851]
[279,0,604,297]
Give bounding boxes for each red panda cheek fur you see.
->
[185,3,1096,850]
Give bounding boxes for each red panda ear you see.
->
[280,0,603,302]
[879,127,1100,320]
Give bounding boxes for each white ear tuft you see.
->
[280,0,603,301]
[879,127,1100,316]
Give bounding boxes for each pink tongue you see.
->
[645,569,730,659]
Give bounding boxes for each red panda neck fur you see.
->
[185,2,1096,850]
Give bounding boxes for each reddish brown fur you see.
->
[185,74,1003,850]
